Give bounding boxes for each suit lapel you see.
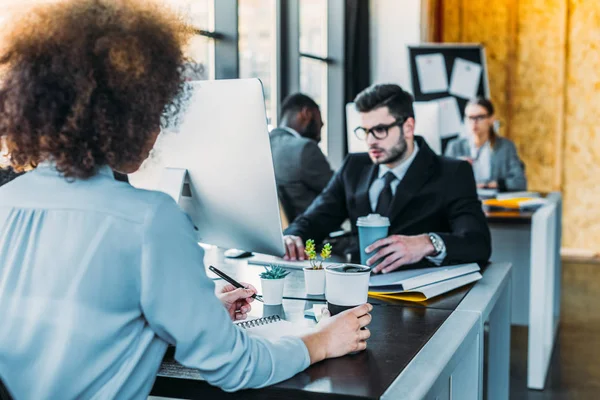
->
[354,163,378,216]
[387,138,436,223]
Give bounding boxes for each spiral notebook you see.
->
[235,315,314,340]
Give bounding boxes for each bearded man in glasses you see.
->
[283,84,491,273]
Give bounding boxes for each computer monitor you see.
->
[128,79,286,256]
[346,101,442,155]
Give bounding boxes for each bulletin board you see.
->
[407,44,490,148]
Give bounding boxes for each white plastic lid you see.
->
[356,213,390,227]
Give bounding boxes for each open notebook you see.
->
[235,315,314,339]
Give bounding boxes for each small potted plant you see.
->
[259,265,290,305]
[303,240,332,295]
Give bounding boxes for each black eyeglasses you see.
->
[466,114,490,123]
[353,118,406,141]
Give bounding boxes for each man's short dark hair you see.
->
[280,93,319,120]
[354,84,415,121]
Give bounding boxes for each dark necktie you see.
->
[375,172,396,216]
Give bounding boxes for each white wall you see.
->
[369,0,423,90]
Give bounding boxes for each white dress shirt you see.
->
[470,139,492,184]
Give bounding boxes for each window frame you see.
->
[207,0,350,168]
[277,0,346,169]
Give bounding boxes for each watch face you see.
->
[430,235,442,253]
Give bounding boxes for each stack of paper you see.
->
[496,191,541,200]
[477,188,498,199]
[483,196,546,211]
[368,263,482,302]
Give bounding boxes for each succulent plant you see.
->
[305,240,333,270]
[259,265,290,280]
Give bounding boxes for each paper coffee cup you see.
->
[325,264,371,316]
[356,214,390,267]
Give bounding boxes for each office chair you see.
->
[279,200,290,230]
[276,185,297,225]
[113,171,129,183]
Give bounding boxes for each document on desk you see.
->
[477,188,498,199]
[483,197,547,210]
[369,272,482,302]
[368,263,481,302]
[449,58,482,99]
[415,53,449,94]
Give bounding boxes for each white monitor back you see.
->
[413,101,442,155]
[347,101,442,155]
[128,79,285,256]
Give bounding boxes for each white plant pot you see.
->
[303,267,326,295]
[260,278,285,305]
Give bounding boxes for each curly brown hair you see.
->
[0,0,190,178]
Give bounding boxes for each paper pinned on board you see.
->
[431,97,463,138]
[415,53,449,94]
[449,58,482,99]
[346,102,368,154]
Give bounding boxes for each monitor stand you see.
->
[224,249,254,258]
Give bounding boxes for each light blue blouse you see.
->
[0,165,309,399]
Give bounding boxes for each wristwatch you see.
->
[428,233,446,257]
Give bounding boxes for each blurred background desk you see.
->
[485,192,562,389]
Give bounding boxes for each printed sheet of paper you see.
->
[449,58,482,99]
[415,53,449,94]
[433,97,463,138]
[346,102,368,153]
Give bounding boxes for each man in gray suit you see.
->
[270,93,333,222]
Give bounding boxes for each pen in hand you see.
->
[209,265,264,303]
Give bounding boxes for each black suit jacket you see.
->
[285,137,491,266]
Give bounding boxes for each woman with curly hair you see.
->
[0,1,372,398]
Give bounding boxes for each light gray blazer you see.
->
[269,128,333,221]
[445,135,527,191]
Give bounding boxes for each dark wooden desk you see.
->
[152,258,512,399]
[151,299,453,400]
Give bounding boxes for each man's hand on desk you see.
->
[218,283,257,321]
[283,235,306,260]
[477,181,498,189]
[459,156,474,165]
[366,234,435,274]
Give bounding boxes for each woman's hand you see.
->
[217,283,257,321]
[459,156,474,165]
[301,304,373,364]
